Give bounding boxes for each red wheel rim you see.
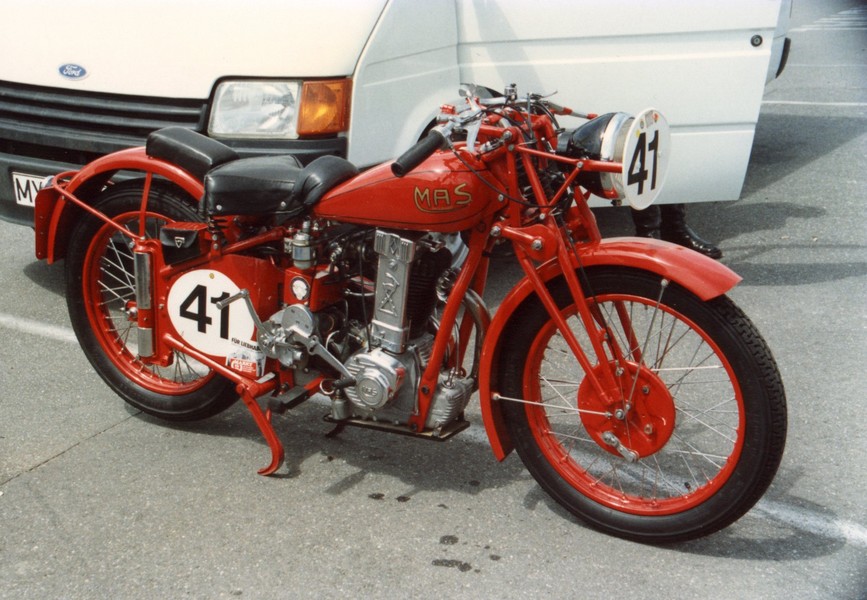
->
[81,211,215,395]
[521,294,746,516]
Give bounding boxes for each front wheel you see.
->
[66,180,238,421]
[499,267,787,543]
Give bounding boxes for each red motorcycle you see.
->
[34,85,786,543]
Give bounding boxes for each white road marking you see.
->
[753,499,867,549]
[0,312,78,344]
[790,6,867,32]
[455,416,867,547]
[762,101,867,107]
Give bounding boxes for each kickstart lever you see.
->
[215,289,266,329]
[217,289,353,379]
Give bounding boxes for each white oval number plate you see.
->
[167,270,256,357]
[622,108,670,210]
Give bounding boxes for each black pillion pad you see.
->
[203,155,304,217]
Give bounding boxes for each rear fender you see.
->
[34,147,204,263]
[478,237,741,460]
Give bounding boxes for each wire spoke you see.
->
[87,212,214,389]
[519,288,743,511]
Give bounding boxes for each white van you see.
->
[0,0,790,226]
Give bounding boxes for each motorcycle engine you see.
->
[262,227,475,431]
[336,230,474,429]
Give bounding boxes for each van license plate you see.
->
[12,172,48,207]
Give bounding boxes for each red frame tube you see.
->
[34,148,204,263]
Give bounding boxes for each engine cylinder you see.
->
[406,247,452,339]
[370,231,416,353]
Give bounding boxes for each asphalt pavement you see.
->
[1,1,865,598]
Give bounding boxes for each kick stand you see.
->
[161,333,285,475]
[236,377,285,476]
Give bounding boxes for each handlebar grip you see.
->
[391,130,447,177]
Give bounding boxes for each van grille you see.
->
[0,80,207,164]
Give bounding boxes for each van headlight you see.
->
[208,79,351,139]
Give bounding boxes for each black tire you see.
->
[499,267,786,543]
[66,180,238,421]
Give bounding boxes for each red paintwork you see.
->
[162,332,285,475]
[577,361,676,458]
[518,303,747,515]
[283,265,346,311]
[157,253,284,361]
[477,237,742,460]
[79,211,215,394]
[34,148,203,263]
[313,153,500,232]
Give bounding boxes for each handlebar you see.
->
[390,85,587,178]
[391,129,448,177]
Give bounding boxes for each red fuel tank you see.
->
[312,152,499,232]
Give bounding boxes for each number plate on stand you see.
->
[622,109,670,210]
[167,270,258,359]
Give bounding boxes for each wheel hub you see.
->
[578,362,675,458]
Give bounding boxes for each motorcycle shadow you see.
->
[132,401,842,559]
[22,258,66,297]
[132,396,532,498]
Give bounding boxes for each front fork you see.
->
[496,219,623,407]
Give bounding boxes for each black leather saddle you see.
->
[146,127,358,218]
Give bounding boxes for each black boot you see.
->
[630,206,661,239]
[659,204,722,259]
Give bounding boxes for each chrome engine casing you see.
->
[344,348,407,410]
[370,230,415,353]
[342,335,428,422]
[339,334,474,430]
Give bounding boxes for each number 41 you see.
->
[627,130,660,195]
[178,284,231,339]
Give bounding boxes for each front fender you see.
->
[478,237,741,461]
[34,147,204,263]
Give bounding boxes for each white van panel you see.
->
[3,0,388,97]
[348,0,460,165]
[456,0,782,203]
[0,0,790,224]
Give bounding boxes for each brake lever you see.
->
[465,114,482,153]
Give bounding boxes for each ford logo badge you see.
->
[58,64,88,80]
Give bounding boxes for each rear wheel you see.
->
[66,181,237,421]
[499,267,786,542]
